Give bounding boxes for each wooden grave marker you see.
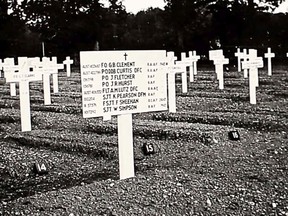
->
[187,51,200,82]
[80,50,169,180]
[242,49,263,104]
[192,50,200,76]
[209,50,229,90]
[3,58,18,96]
[63,56,74,77]
[264,47,275,76]
[166,51,178,113]
[234,48,243,72]
[4,57,42,131]
[242,49,249,78]
[51,57,64,93]
[175,52,191,93]
[37,57,56,105]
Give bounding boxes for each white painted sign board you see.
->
[80,50,168,118]
[209,49,224,61]
[5,57,42,131]
[264,47,275,76]
[80,50,169,180]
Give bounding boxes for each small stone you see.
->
[272,202,277,208]
[75,196,82,200]
[176,183,182,186]
[207,198,212,206]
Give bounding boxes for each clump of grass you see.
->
[0,114,20,123]
[5,135,117,160]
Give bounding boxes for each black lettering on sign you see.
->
[228,131,240,141]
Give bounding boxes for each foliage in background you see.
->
[0,0,287,58]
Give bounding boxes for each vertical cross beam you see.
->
[264,47,275,76]
[242,49,263,104]
[167,51,177,113]
[3,58,18,96]
[235,48,242,72]
[242,49,249,78]
[209,50,229,90]
[63,56,74,77]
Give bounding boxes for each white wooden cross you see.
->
[193,50,200,75]
[213,57,229,90]
[4,57,42,131]
[187,50,200,81]
[264,47,275,76]
[63,56,74,77]
[36,57,56,105]
[242,49,263,104]
[175,52,191,93]
[234,48,243,72]
[167,51,178,113]
[39,57,64,94]
[241,49,249,78]
[51,57,64,93]
[3,58,18,96]
[209,50,229,90]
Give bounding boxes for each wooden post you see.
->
[63,56,74,77]
[117,113,134,180]
[209,50,228,90]
[242,49,263,105]
[235,48,242,72]
[3,58,17,96]
[264,47,275,76]
[243,49,248,78]
[167,52,177,113]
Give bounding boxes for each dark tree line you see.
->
[0,0,287,60]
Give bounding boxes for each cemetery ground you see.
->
[0,63,287,215]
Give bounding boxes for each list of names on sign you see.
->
[80,50,168,118]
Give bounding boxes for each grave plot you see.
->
[0,51,287,215]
